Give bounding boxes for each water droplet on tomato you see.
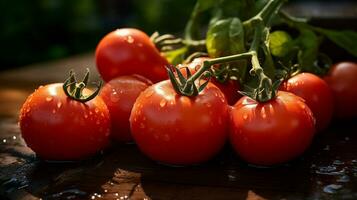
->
[262,113,267,119]
[137,43,143,47]
[127,36,134,43]
[39,85,44,89]
[84,114,88,119]
[52,109,56,114]
[46,97,53,102]
[323,184,342,194]
[159,99,166,107]
[3,139,7,143]
[95,108,99,113]
[140,123,145,129]
[12,136,16,140]
[205,103,212,108]
[243,114,248,120]
[110,91,120,102]
[57,102,62,108]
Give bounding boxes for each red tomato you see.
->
[19,84,111,161]
[229,91,315,166]
[100,75,152,142]
[180,57,241,105]
[95,28,169,82]
[324,62,357,119]
[281,73,333,131]
[130,80,229,165]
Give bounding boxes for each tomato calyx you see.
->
[63,69,102,102]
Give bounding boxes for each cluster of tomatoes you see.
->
[19,28,357,166]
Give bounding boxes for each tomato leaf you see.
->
[317,29,357,57]
[269,31,293,57]
[296,29,321,74]
[206,17,245,58]
[164,47,188,65]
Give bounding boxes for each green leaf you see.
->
[206,17,245,58]
[197,0,216,12]
[317,29,357,57]
[297,29,320,73]
[163,47,188,65]
[269,31,292,57]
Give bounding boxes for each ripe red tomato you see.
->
[324,62,357,119]
[281,73,333,131]
[95,28,169,83]
[130,80,229,165]
[229,91,315,166]
[19,83,111,161]
[181,57,241,105]
[100,75,152,143]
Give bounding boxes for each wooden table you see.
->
[0,53,356,200]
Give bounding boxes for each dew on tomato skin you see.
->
[110,91,120,102]
[56,102,62,108]
[205,102,212,108]
[145,90,154,97]
[243,114,248,120]
[46,96,53,102]
[52,109,56,114]
[159,99,167,107]
[126,35,134,43]
[84,114,88,119]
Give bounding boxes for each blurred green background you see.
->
[0,0,355,70]
[0,0,196,70]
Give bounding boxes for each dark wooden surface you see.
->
[0,53,357,200]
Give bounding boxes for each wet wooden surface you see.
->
[0,53,357,200]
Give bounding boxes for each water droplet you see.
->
[91,195,96,199]
[160,99,166,107]
[12,136,16,140]
[140,123,145,129]
[262,113,267,119]
[205,103,212,108]
[333,160,344,165]
[3,139,7,143]
[337,175,350,183]
[84,114,88,119]
[323,184,342,194]
[115,193,119,196]
[127,35,134,43]
[104,189,107,193]
[46,97,53,102]
[95,108,99,113]
[110,91,120,102]
[52,109,56,114]
[39,85,44,89]
[243,114,248,120]
[56,102,62,108]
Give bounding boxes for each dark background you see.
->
[0,0,356,71]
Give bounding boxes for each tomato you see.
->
[281,73,333,131]
[324,62,357,119]
[181,57,241,105]
[130,80,229,165]
[100,75,152,142]
[229,91,315,166]
[95,28,169,82]
[19,83,111,160]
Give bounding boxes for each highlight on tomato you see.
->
[324,62,357,119]
[100,75,152,143]
[95,28,169,83]
[129,66,229,165]
[281,72,334,131]
[229,91,316,166]
[19,69,111,161]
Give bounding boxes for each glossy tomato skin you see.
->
[229,91,315,166]
[100,75,152,142]
[183,57,241,105]
[281,73,333,131]
[95,28,169,83]
[130,80,229,165]
[324,62,357,119]
[19,84,111,161]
